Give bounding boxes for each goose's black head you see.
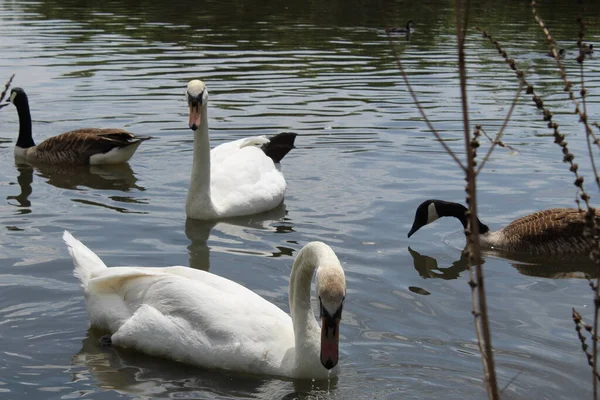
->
[9,87,28,107]
[408,199,441,238]
[407,199,490,238]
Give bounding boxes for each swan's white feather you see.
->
[211,140,285,216]
[63,231,323,378]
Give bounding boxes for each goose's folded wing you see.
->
[35,129,146,163]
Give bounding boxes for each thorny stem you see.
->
[573,309,600,383]
[577,8,600,398]
[476,83,523,175]
[532,1,600,397]
[532,1,600,192]
[455,0,499,398]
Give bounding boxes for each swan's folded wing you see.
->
[210,136,269,166]
[211,147,285,213]
[88,267,293,372]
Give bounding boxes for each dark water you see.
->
[1,0,600,398]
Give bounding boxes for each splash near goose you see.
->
[185,79,297,220]
[7,88,150,165]
[408,199,600,255]
[63,231,346,379]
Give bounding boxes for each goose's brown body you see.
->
[22,128,149,165]
[486,208,600,254]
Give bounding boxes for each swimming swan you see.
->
[7,88,150,165]
[185,79,297,220]
[63,231,346,379]
[408,199,600,254]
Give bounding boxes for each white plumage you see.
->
[63,231,346,379]
[185,79,296,220]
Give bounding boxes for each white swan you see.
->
[185,79,297,220]
[63,231,346,379]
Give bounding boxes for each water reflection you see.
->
[408,247,470,280]
[184,203,293,271]
[487,249,598,279]
[6,164,33,210]
[409,246,597,280]
[72,328,336,399]
[6,162,145,213]
[34,162,144,191]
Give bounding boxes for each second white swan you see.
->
[185,79,297,220]
[63,231,346,379]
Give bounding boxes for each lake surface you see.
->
[1,0,600,398]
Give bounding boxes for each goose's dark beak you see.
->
[189,103,201,131]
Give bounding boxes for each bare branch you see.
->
[477,84,523,175]
[382,20,465,170]
[0,74,15,110]
[455,0,499,397]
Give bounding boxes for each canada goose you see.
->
[385,20,414,34]
[546,48,565,58]
[63,231,346,379]
[7,88,151,165]
[185,79,297,220]
[582,43,594,55]
[408,199,600,254]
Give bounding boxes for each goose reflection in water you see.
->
[6,162,146,213]
[408,246,597,280]
[184,202,294,272]
[71,328,334,399]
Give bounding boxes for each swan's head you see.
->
[186,80,208,131]
[316,264,346,370]
[408,199,441,238]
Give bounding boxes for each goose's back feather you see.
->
[86,265,295,374]
[25,129,150,164]
[485,208,600,254]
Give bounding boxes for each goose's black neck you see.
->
[436,201,490,234]
[13,93,35,149]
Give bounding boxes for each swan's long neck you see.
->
[15,98,35,149]
[186,103,218,218]
[289,243,337,360]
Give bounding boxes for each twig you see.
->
[455,0,499,398]
[0,74,15,110]
[382,16,465,170]
[476,84,523,175]
[480,127,518,152]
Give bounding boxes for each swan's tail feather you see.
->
[63,231,108,288]
[262,132,297,163]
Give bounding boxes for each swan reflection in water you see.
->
[184,202,295,271]
[6,162,146,213]
[408,246,597,280]
[71,328,335,399]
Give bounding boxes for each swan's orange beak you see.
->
[189,104,202,131]
[320,315,340,369]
